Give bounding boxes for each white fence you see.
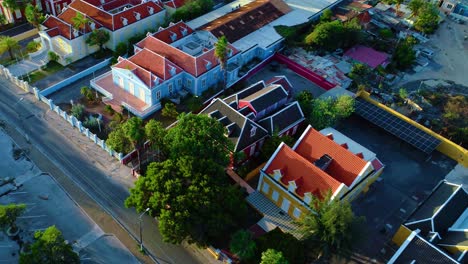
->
[0,64,124,162]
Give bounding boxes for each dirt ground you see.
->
[399,19,468,86]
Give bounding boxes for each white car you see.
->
[420,48,434,58]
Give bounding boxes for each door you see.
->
[281,198,290,213]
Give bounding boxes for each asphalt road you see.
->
[0,79,200,264]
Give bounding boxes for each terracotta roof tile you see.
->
[265,144,342,197]
[69,0,114,29]
[200,0,290,43]
[113,1,162,30]
[152,21,194,44]
[129,48,183,81]
[43,16,73,40]
[294,128,368,187]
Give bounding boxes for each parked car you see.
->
[420,48,434,58]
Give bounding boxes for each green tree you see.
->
[114,42,127,58]
[214,35,229,90]
[414,3,439,34]
[296,90,314,118]
[70,104,85,120]
[261,249,289,264]
[349,63,371,86]
[145,119,167,158]
[0,36,20,60]
[26,40,41,53]
[256,228,305,264]
[19,226,79,264]
[379,28,393,39]
[408,0,424,17]
[308,95,354,130]
[71,12,90,32]
[392,37,416,70]
[230,229,256,260]
[399,87,408,99]
[187,96,203,112]
[0,203,26,231]
[305,19,362,51]
[25,4,44,31]
[297,191,363,259]
[0,14,7,25]
[171,0,214,21]
[86,29,110,52]
[80,86,96,101]
[2,0,21,12]
[261,133,295,160]
[48,51,59,62]
[106,124,132,154]
[122,117,145,168]
[161,102,179,119]
[125,114,246,246]
[320,9,333,23]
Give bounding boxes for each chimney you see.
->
[314,154,333,171]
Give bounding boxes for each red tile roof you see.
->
[344,45,390,69]
[265,143,342,197]
[152,21,194,44]
[43,16,73,40]
[69,0,114,29]
[163,0,186,8]
[136,34,238,77]
[294,127,368,187]
[58,8,99,34]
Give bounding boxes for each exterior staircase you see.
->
[6,49,49,77]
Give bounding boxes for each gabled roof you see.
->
[224,81,267,106]
[43,15,74,40]
[258,102,304,135]
[388,231,459,264]
[152,21,194,44]
[293,126,368,187]
[264,143,343,198]
[266,76,292,93]
[163,0,186,9]
[136,34,238,77]
[199,98,268,152]
[199,0,291,43]
[239,84,288,114]
[405,181,467,235]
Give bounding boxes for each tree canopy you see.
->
[0,36,20,60]
[305,19,362,51]
[171,0,214,22]
[305,95,355,130]
[297,191,363,259]
[214,35,229,89]
[106,124,133,154]
[86,29,110,51]
[0,203,26,229]
[19,226,79,264]
[414,3,439,34]
[260,133,295,160]
[260,249,289,264]
[392,37,416,70]
[230,229,256,260]
[71,12,90,31]
[125,114,247,246]
[25,4,44,31]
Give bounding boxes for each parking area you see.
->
[0,130,138,264]
[335,115,456,263]
[246,61,327,98]
[400,19,468,86]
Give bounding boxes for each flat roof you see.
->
[319,127,376,162]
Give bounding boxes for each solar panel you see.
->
[354,99,441,154]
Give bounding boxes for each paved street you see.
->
[0,77,209,264]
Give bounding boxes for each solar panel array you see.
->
[355,98,441,154]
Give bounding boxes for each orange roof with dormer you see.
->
[294,127,368,187]
[265,143,342,198]
[152,21,194,44]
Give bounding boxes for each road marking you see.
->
[18,215,46,219]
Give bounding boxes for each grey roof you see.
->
[258,102,305,135]
[405,181,468,233]
[199,99,268,152]
[391,234,459,264]
[240,84,288,113]
[223,81,266,105]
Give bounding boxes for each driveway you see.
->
[335,115,456,263]
[399,19,468,86]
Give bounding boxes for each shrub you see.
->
[187,96,203,112]
[26,40,41,53]
[83,116,100,129]
[71,104,85,120]
[47,51,59,62]
[161,102,179,119]
[104,105,115,115]
[80,86,96,102]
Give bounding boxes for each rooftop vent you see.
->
[314,154,333,171]
[134,12,141,20]
[121,17,128,26]
[148,6,154,15]
[170,31,177,42]
[180,27,188,36]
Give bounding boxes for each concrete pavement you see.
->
[0,77,217,264]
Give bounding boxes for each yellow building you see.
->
[257,125,385,220]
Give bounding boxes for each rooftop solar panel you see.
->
[355,99,441,154]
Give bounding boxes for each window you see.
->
[156,90,161,100]
[293,125,298,135]
[249,144,256,156]
[178,79,182,87]
[168,83,173,95]
[138,89,145,101]
[129,82,135,95]
[281,198,291,212]
[186,79,192,88]
[272,191,279,202]
[446,3,453,9]
[261,182,269,194]
[250,126,257,137]
[118,77,124,87]
[201,79,206,89]
[293,208,301,218]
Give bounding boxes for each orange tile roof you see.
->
[43,16,73,40]
[294,128,368,187]
[152,21,194,44]
[265,144,342,197]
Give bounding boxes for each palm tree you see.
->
[0,36,21,60]
[71,12,91,33]
[25,4,45,31]
[214,36,229,92]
